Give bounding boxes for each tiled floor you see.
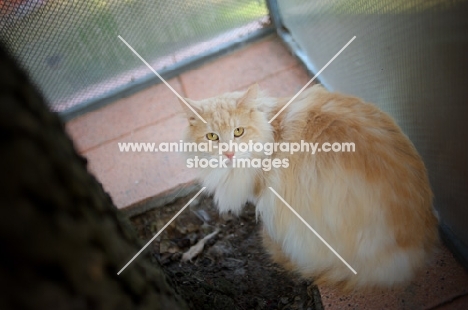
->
[320,247,468,309]
[66,34,468,309]
[66,35,306,210]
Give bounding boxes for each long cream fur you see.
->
[179,84,440,290]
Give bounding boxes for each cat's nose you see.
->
[223,152,235,159]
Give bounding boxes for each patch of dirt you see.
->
[130,192,323,310]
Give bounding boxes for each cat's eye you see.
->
[206,133,219,141]
[234,127,245,137]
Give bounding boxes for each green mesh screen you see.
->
[0,0,268,113]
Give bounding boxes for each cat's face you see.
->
[180,84,273,167]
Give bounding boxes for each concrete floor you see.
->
[66,34,468,309]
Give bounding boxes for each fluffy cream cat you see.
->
[178,84,440,290]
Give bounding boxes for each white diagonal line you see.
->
[117,187,206,275]
[118,35,207,123]
[268,187,357,274]
[268,36,356,123]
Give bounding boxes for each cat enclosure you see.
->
[0,0,271,118]
[1,0,467,287]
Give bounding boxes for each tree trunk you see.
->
[0,44,189,310]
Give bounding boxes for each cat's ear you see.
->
[237,84,259,110]
[178,97,202,125]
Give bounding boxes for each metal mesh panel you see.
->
[0,0,268,113]
[276,0,468,249]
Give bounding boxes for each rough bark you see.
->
[0,43,189,310]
